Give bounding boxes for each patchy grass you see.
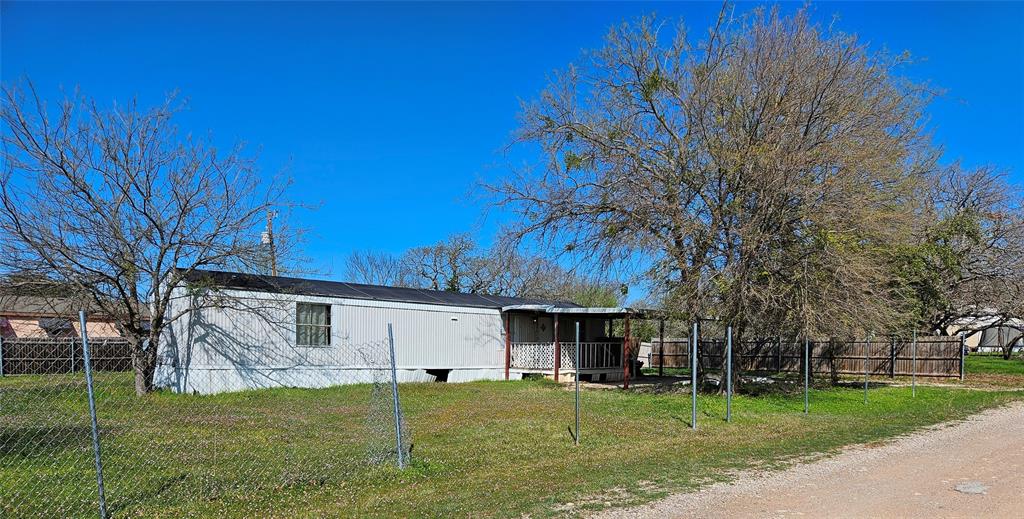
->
[1,372,1019,518]
[963,353,1024,388]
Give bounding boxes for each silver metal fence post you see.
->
[0,335,4,377]
[864,334,871,404]
[804,337,809,414]
[386,323,406,469]
[575,322,580,446]
[912,330,917,397]
[691,322,698,430]
[726,326,732,422]
[78,311,108,518]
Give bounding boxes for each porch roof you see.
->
[500,304,662,319]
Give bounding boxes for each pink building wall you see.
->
[0,316,122,339]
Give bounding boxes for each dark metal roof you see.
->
[178,269,580,310]
[0,295,149,319]
[38,317,74,330]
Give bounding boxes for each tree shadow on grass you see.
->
[0,425,93,458]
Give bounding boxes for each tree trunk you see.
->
[131,332,160,396]
[1003,335,1021,360]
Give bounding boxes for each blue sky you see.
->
[3,1,1022,280]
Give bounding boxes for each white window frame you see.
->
[296,302,331,347]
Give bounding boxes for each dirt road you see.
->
[598,402,1024,519]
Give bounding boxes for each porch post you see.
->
[504,313,511,381]
[623,314,632,389]
[553,314,561,382]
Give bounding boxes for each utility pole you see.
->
[262,210,278,276]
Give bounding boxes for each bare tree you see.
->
[0,81,300,395]
[403,233,478,292]
[491,6,937,348]
[340,231,623,304]
[486,237,624,303]
[343,250,410,287]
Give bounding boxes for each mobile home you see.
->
[156,269,645,394]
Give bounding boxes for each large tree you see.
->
[925,166,1023,358]
[902,165,1024,339]
[492,6,938,344]
[0,82,299,394]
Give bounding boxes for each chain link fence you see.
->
[645,336,965,379]
[0,324,410,517]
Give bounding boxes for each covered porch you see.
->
[501,305,654,386]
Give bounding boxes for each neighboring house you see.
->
[0,295,124,339]
[946,314,1024,353]
[156,269,649,394]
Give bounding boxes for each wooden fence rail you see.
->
[0,337,132,375]
[648,336,964,379]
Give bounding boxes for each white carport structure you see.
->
[947,314,1024,353]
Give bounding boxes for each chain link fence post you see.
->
[726,326,732,423]
[864,334,871,404]
[658,319,665,377]
[804,337,809,414]
[78,311,108,518]
[889,337,896,379]
[691,322,698,430]
[912,330,917,397]
[959,332,966,381]
[574,322,580,446]
[386,323,406,470]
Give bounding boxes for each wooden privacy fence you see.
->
[648,336,964,379]
[0,337,132,375]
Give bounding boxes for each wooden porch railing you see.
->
[510,341,623,371]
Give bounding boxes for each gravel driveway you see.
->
[596,402,1024,519]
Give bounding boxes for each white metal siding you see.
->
[155,287,509,394]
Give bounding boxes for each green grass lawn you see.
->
[966,353,1024,375]
[2,373,1020,518]
[640,366,691,377]
[963,353,1024,388]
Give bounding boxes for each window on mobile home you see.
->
[296,303,331,346]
